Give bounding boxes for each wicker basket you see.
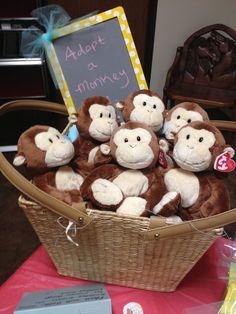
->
[1,99,236,292]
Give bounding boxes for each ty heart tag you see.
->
[214,152,236,172]
[159,149,168,168]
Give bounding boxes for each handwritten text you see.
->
[65,35,105,61]
[75,69,130,93]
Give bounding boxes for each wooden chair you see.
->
[163,24,236,120]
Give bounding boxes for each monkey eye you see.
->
[108,113,111,118]
[56,135,60,139]
[186,134,190,140]
[177,115,180,119]
[124,138,128,143]
[153,104,156,109]
[187,119,191,123]
[48,138,53,143]
[137,136,141,141]
[199,137,204,142]
[143,101,146,106]
[100,113,103,118]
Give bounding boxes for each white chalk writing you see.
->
[65,35,105,61]
[75,69,130,93]
[88,62,98,71]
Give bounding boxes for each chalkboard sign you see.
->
[44,7,148,114]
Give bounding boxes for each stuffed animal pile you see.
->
[14,90,235,222]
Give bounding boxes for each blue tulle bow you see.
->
[21,5,71,57]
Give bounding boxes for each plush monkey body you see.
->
[14,125,84,206]
[74,136,112,176]
[154,121,233,220]
[81,163,166,216]
[156,168,230,220]
[74,96,118,175]
[80,121,169,217]
[33,166,84,206]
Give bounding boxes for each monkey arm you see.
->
[153,192,181,216]
[80,164,124,210]
[93,142,113,166]
[139,169,180,216]
[33,171,83,206]
[73,136,96,159]
[178,174,230,220]
[73,137,113,176]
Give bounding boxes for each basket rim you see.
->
[18,194,151,223]
[18,194,236,241]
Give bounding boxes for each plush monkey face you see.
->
[164,102,209,140]
[173,121,227,172]
[88,104,117,141]
[118,90,165,132]
[13,126,75,173]
[110,122,159,169]
[77,96,118,142]
[34,127,74,167]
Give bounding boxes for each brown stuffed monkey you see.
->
[116,89,165,133]
[13,125,84,206]
[73,96,118,176]
[153,121,235,220]
[80,121,171,217]
[163,102,209,141]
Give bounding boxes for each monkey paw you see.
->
[153,191,180,216]
[100,144,111,155]
[91,179,123,206]
[56,166,84,191]
[166,215,183,224]
[116,197,147,216]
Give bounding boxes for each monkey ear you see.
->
[13,154,26,166]
[115,101,125,111]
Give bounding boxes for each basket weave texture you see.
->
[19,195,217,292]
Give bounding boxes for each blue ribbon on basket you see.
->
[20,5,71,58]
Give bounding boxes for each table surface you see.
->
[0,237,232,314]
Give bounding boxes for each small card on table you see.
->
[14,284,112,314]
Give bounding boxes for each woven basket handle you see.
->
[0,99,91,225]
[147,208,236,240]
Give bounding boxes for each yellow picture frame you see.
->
[43,6,148,114]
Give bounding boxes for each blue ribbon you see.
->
[64,125,79,143]
[20,4,71,58]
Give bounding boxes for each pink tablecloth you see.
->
[0,238,230,314]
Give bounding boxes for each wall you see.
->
[150,0,236,97]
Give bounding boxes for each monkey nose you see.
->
[187,144,194,150]
[176,124,183,128]
[60,140,67,144]
[53,142,74,157]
